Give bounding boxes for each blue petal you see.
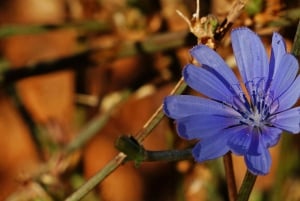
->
[231,28,269,93]
[176,114,240,140]
[247,128,261,155]
[192,130,233,162]
[266,32,287,89]
[245,144,271,175]
[190,45,241,95]
[227,126,252,155]
[261,127,282,148]
[163,95,240,119]
[270,32,286,67]
[183,65,235,103]
[271,107,300,134]
[275,75,300,112]
[269,54,299,99]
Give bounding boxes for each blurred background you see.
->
[0,0,300,200]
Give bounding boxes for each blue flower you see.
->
[163,27,300,175]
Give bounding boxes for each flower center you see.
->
[248,108,264,127]
[234,78,276,128]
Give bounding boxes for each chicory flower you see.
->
[163,27,300,175]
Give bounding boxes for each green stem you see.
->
[236,170,257,201]
[115,135,193,162]
[291,20,300,57]
[145,149,193,162]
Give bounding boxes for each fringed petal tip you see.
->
[189,44,216,60]
[231,27,259,41]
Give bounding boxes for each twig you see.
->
[135,77,186,143]
[214,0,248,41]
[65,153,126,201]
[65,77,187,201]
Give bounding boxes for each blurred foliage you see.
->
[0,0,300,201]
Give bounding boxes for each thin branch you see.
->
[214,0,248,41]
[65,153,126,201]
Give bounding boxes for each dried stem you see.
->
[223,153,237,201]
[136,77,186,143]
[65,77,187,201]
[65,153,127,201]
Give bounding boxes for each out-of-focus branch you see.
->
[0,50,94,86]
[0,30,192,86]
[0,20,111,38]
